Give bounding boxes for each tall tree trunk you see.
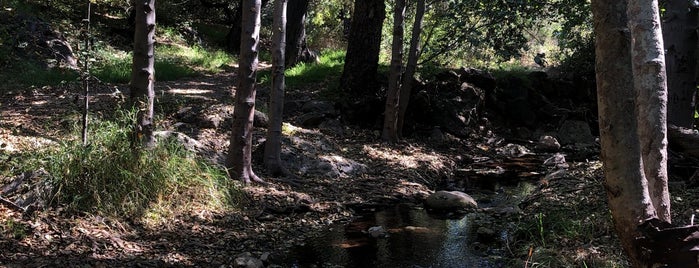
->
[339,0,386,96]
[227,0,265,184]
[226,0,269,54]
[628,0,671,223]
[662,1,697,128]
[225,3,243,54]
[591,0,655,266]
[131,0,156,149]
[285,0,314,67]
[265,0,288,176]
[397,0,425,137]
[382,0,406,143]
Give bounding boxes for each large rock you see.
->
[557,120,594,145]
[234,252,263,268]
[425,191,478,211]
[2,13,77,69]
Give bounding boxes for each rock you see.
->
[429,127,445,142]
[476,226,497,242]
[543,153,568,169]
[3,13,77,69]
[425,190,478,211]
[535,135,561,152]
[297,112,326,128]
[459,67,496,92]
[318,119,344,136]
[498,143,531,158]
[301,100,336,115]
[234,252,264,268]
[557,120,594,145]
[283,100,303,115]
[367,226,388,238]
[254,110,269,128]
[495,76,537,127]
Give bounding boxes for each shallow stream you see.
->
[283,202,510,268]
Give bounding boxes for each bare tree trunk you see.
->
[131,0,156,149]
[382,0,406,143]
[591,0,656,266]
[264,0,288,176]
[662,1,697,128]
[285,0,314,67]
[397,0,425,137]
[226,0,269,54]
[628,0,671,223]
[339,0,386,96]
[227,0,265,184]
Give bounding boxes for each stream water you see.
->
[283,203,506,268]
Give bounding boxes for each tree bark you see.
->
[130,0,156,149]
[397,0,425,137]
[662,1,697,128]
[628,0,671,223]
[226,0,269,54]
[381,0,406,143]
[225,3,243,54]
[591,0,656,266]
[285,0,314,67]
[264,0,288,176]
[227,0,265,184]
[339,0,386,96]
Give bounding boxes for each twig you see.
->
[0,195,25,213]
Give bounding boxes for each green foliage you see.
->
[307,0,352,49]
[24,111,242,217]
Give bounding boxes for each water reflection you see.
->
[285,204,498,268]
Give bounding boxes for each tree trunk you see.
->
[397,0,425,137]
[226,0,269,54]
[381,0,406,143]
[591,0,656,266]
[662,1,697,128]
[227,0,265,184]
[264,0,287,176]
[628,0,671,223]
[225,3,243,54]
[285,0,315,67]
[130,0,156,149]
[339,0,386,96]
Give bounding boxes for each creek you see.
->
[281,183,535,268]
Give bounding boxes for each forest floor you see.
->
[3,70,698,267]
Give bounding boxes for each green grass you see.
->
[260,49,345,89]
[0,60,79,90]
[15,111,244,218]
[92,44,234,84]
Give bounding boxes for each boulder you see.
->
[535,135,561,152]
[557,120,594,145]
[296,112,326,128]
[234,252,263,268]
[301,100,336,115]
[253,110,269,128]
[425,190,478,211]
[459,67,496,92]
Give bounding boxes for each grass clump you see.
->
[30,111,243,218]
